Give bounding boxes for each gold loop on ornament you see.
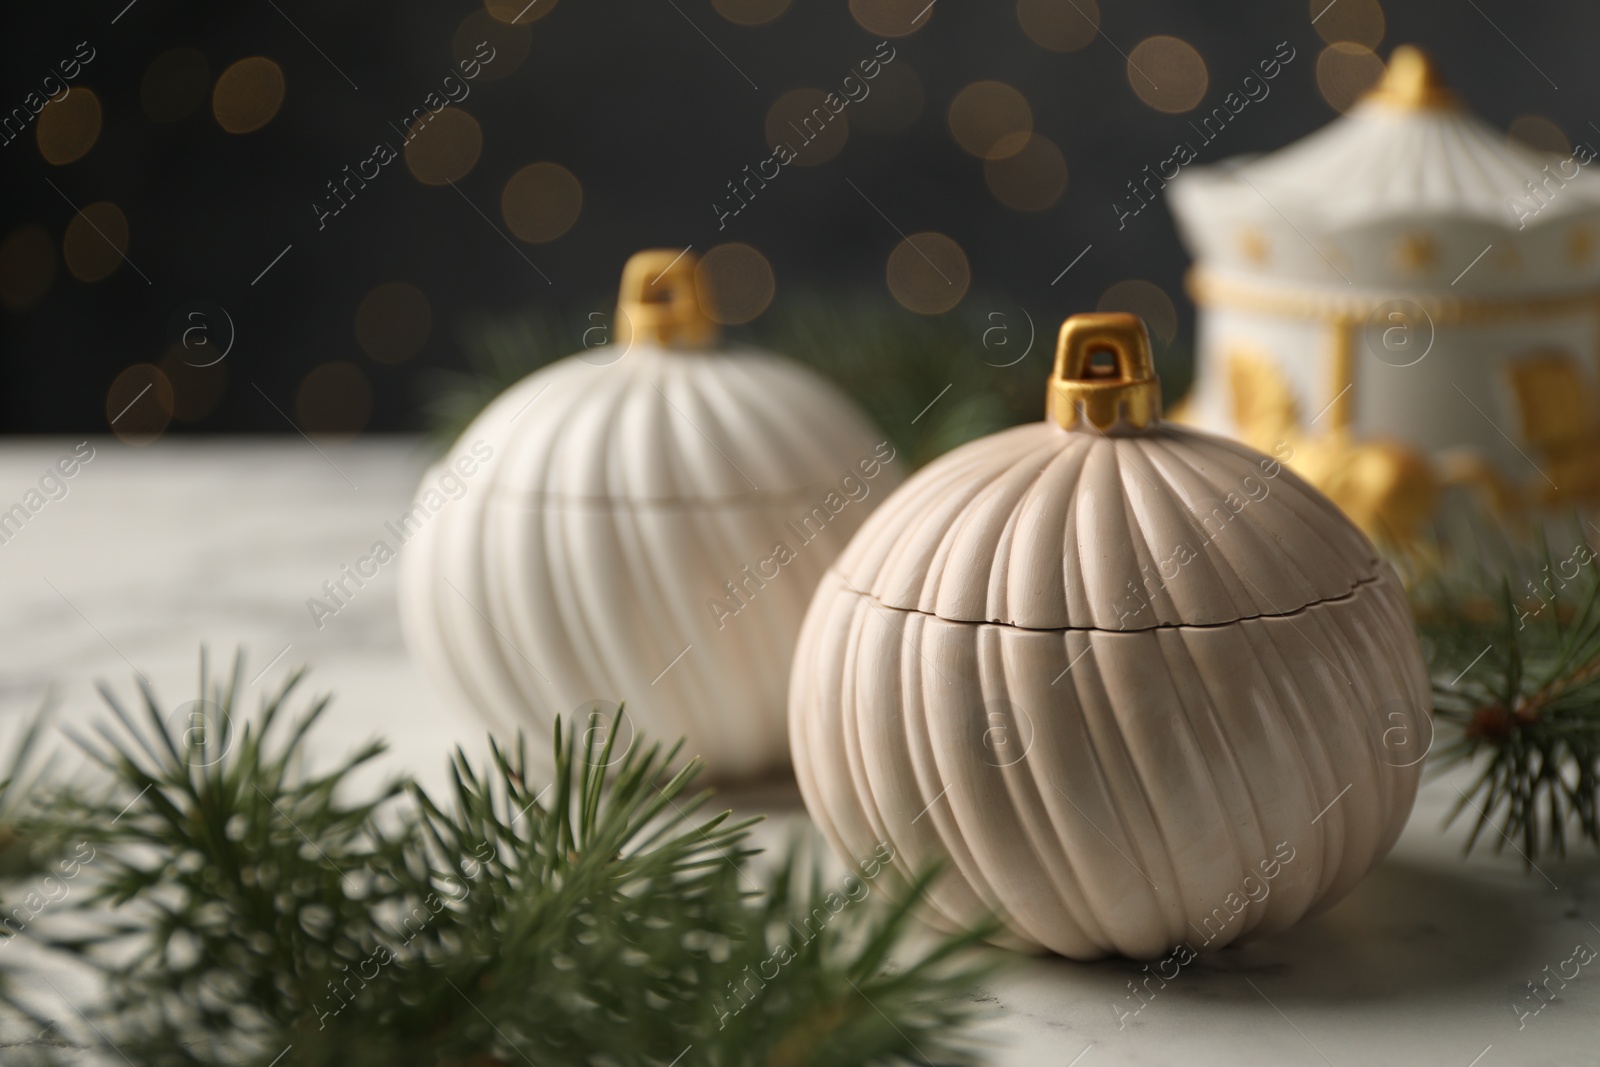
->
[615,248,718,349]
[1047,312,1163,432]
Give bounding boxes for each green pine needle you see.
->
[1412,524,1600,864]
[3,652,998,1066]
[0,702,51,882]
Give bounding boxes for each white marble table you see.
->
[0,438,1595,1065]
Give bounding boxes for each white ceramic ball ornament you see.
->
[789,313,1431,960]
[400,250,903,780]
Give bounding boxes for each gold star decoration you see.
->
[1396,232,1438,274]
[1495,242,1524,275]
[1238,227,1270,266]
[1568,226,1595,267]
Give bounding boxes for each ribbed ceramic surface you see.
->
[400,343,902,779]
[1236,102,1600,228]
[1169,101,1600,291]
[834,420,1377,630]
[789,417,1428,959]
[478,345,886,501]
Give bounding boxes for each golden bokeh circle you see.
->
[454,11,531,81]
[713,0,790,26]
[158,346,227,424]
[355,282,433,364]
[1509,114,1569,155]
[948,81,1033,159]
[765,88,850,166]
[212,57,285,134]
[1017,0,1099,52]
[1311,0,1385,48]
[295,362,373,439]
[36,88,102,165]
[849,0,932,38]
[63,202,129,283]
[0,226,57,312]
[1127,36,1208,114]
[850,59,923,135]
[695,243,775,325]
[142,48,210,123]
[500,162,584,243]
[485,0,558,25]
[1316,42,1384,113]
[886,232,970,315]
[984,133,1068,212]
[106,363,175,446]
[404,108,483,186]
[1097,279,1178,345]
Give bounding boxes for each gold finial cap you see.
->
[1363,45,1457,111]
[615,248,717,349]
[1047,313,1162,433]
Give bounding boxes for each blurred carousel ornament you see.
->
[789,313,1429,960]
[1169,45,1600,541]
[399,249,903,780]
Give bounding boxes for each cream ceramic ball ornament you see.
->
[400,249,903,779]
[789,313,1431,960]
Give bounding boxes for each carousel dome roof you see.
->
[1169,47,1600,293]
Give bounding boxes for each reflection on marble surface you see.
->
[0,439,1596,1064]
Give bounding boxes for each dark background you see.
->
[0,0,1592,435]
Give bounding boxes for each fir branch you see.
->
[744,298,1040,469]
[0,702,52,882]
[7,652,997,1066]
[38,649,411,1057]
[1413,523,1600,863]
[420,310,584,447]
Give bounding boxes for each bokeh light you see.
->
[1097,279,1178,345]
[1509,114,1569,155]
[356,283,433,364]
[849,0,932,37]
[850,60,923,134]
[501,162,584,243]
[106,363,175,446]
[296,362,373,439]
[1127,36,1208,114]
[765,88,850,165]
[404,107,483,185]
[983,133,1067,211]
[0,226,57,312]
[63,202,128,283]
[1017,0,1099,52]
[141,48,211,123]
[886,232,970,315]
[695,243,775,325]
[454,11,530,81]
[948,81,1032,159]
[36,88,102,164]
[158,346,227,423]
[1311,0,1385,48]
[713,0,790,26]
[212,57,284,134]
[485,0,558,25]
[1316,42,1384,112]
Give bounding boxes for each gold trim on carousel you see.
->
[1326,317,1357,430]
[1362,45,1458,112]
[1187,267,1600,326]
